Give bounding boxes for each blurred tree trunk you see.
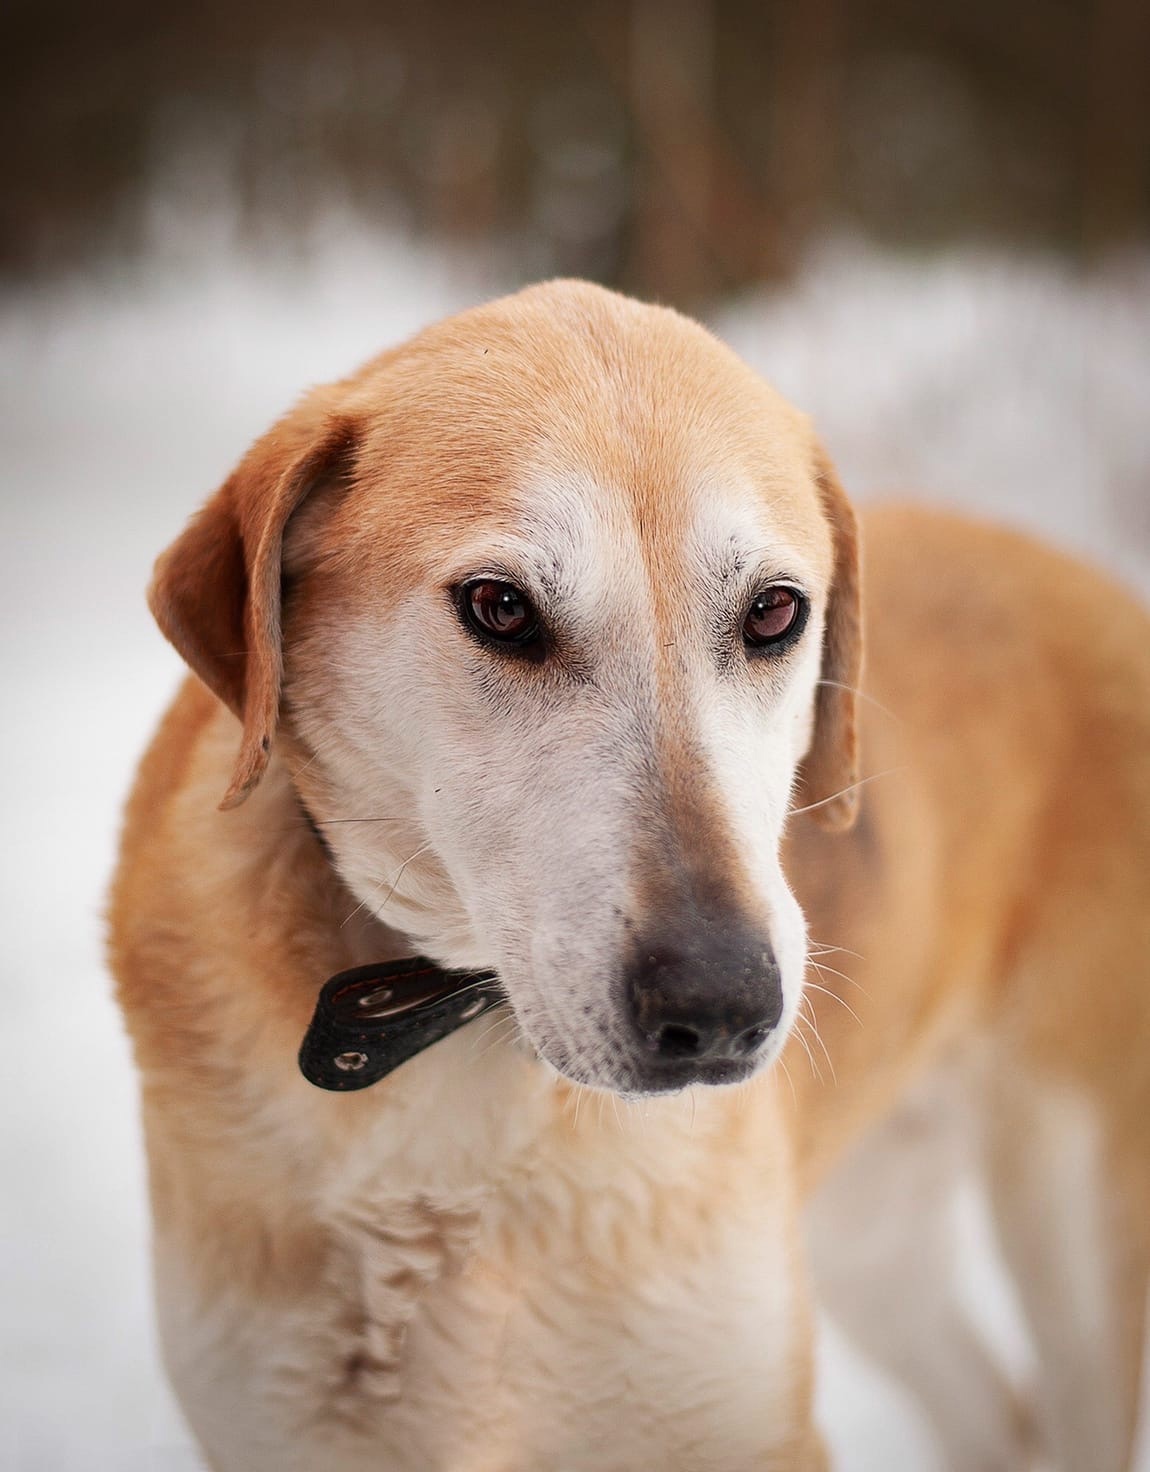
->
[765,0,843,276]
[1083,0,1150,255]
[628,0,718,301]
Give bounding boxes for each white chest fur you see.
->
[155,1033,808,1472]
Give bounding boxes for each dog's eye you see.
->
[461,580,539,644]
[743,587,805,649]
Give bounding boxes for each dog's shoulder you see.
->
[107,677,350,1093]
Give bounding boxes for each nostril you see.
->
[734,1024,771,1056]
[653,1022,703,1058]
[627,932,782,1070]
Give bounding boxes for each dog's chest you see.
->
[295,1127,806,1470]
[162,1076,807,1471]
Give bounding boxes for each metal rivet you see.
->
[334,1051,368,1072]
[459,998,486,1021]
[358,986,393,1009]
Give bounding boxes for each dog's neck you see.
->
[186,747,789,1219]
[290,794,505,1093]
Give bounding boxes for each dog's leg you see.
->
[979,1058,1149,1472]
[807,1068,1035,1472]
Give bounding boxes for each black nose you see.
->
[626,927,783,1067]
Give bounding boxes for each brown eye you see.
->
[461,580,539,644]
[743,586,805,648]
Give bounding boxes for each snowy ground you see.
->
[1,227,1147,1470]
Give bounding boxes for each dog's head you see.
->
[150,281,861,1096]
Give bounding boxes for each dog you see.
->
[109,280,1150,1471]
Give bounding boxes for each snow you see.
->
[1,228,1146,1469]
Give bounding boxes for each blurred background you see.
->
[7,0,1150,292]
[2,1,1148,1468]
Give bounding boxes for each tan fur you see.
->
[110,282,1150,1470]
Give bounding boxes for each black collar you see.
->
[299,957,503,1091]
[297,808,503,1092]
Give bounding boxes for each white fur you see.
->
[288,464,827,1094]
[159,1040,807,1471]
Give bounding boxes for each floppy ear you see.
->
[148,403,357,810]
[796,444,863,831]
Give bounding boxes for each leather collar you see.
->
[299,957,503,1091]
[297,807,503,1092]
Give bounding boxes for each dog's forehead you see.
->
[480,462,826,598]
[341,282,832,587]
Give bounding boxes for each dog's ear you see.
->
[149,398,358,810]
[797,444,863,831]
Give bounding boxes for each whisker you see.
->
[799,998,838,1083]
[807,937,865,963]
[340,874,390,930]
[472,1034,514,1066]
[803,978,863,1026]
[789,766,903,819]
[291,729,343,777]
[295,748,324,777]
[339,840,433,929]
[471,1012,521,1063]
[420,973,501,1002]
[468,1011,509,1051]
[801,942,865,965]
[791,1017,821,1082]
[373,842,434,916]
[778,1055,797,1108]
[817,678,901,724]
[807,957,869,996]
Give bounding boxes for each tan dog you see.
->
[109,281,1150,1472]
